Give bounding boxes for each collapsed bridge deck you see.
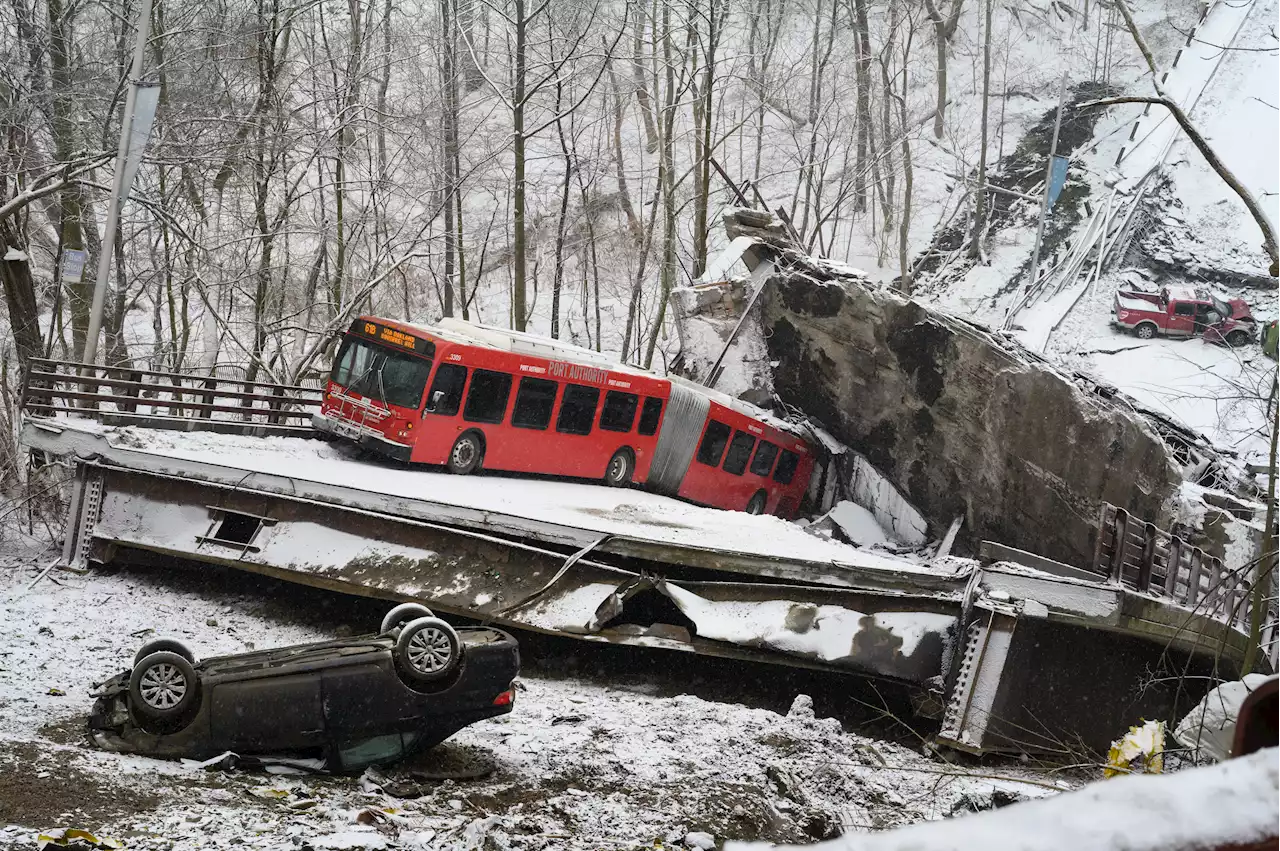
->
[23,414,1268,755]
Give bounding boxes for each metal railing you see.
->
[1092,503,1260,631]
[20,358,324,437]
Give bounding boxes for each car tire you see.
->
[1135,323,1156,340]
[133,638,196,668]
[129,651,199,723]
[604,448,635,487]
[447,432,484,475]
[745,491,767,515]
[1227,330,1250,347]
[381,603,435,634]
[395,617,462,684]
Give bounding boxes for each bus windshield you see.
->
[331,337,432,410]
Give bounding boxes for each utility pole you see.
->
[81,0,155,367]
[1026,72,1069,291]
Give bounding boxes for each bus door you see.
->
[412,356,471,466]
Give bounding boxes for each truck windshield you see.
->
[331,338,433,410]
[1211,296,1232,318]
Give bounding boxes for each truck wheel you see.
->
[447,432,483,475]
[745,491,767,515]
[129,651,199,722]
[1227,330,1250,347]
[395,617,462,684]
[604,448,635,487]
[381,603,435,634]
[1135,323,1157,340]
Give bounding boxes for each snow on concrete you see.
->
[662,583,955,664]
[58,419,943,576]
[827,502,891,547]
[730,746,1279,851]
[0,551,1065,849]
[1174,674,1275,762]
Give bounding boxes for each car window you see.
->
[773,449,800,485]
[599,391,639,433]
[512,377,557,430]
[696,420,732,466]
[557,384,600,435]
[638,397,664,436]
[750,440,780,477]
[722,431,756,476]
[426,364,467,416]
[463,369,513,424]
[1174,303,1195,316]
[337,731,420,771]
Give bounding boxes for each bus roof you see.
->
[359,315,807,442]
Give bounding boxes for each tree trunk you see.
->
[512,0,528,330]
[850,0,873,214]
[46,0,91,360]
[968,0,993,259]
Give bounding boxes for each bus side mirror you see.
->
[426,390,444,413]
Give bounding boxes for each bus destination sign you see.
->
[357,320,418,352]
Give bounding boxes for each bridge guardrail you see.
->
[1093,502,1267,635]
[20,358,324,437]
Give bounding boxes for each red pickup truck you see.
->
[1112,286,1256,346]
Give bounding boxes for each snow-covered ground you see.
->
[0,550,1071,850]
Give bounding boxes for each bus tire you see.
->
[745,491,767,515]
[604,448,635,487]
[447,431,484,475]
[1134,323,1157,340]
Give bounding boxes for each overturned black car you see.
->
[89,604,519,772]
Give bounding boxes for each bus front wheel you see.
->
[604,448,635,487]
[746,491,767,515]
[448,432,484,475]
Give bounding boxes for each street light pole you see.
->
[81,0,154,368]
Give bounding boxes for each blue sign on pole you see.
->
[1046,155,1070,212]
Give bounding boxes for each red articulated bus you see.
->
[312,316,815,517]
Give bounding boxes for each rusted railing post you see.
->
[1186,548,1205,606]
[1137,521,1157,592]
[1165,535,1183,597]
[1108,508,1130,583]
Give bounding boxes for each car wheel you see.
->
[447,432,483,475]
[129,651,199,722]
[745,491,767,515]
[133,638,196,668]
[1135,323,1156,340]
[381,602,435,634]
[604,448,635,487]
[1227,330,1250,347]
[395,617,462,684]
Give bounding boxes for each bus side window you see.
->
[425,364,467,416]
[722,431,756,476]
[557,384,600,435]
[773,450,800,485]
[638,397,664,436]
[463,369,513,424]
[599,391,639,432]
[512,377,557,430]
[695,420,731,466]
[750,440,780,477]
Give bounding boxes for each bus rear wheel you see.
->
[604,448,635,487]
[447,432,484,475]
[745,491,767,515]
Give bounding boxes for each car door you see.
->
[209,673,326,753]
[1167,301,1196,336]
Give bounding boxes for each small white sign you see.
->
[61,248,87,282]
